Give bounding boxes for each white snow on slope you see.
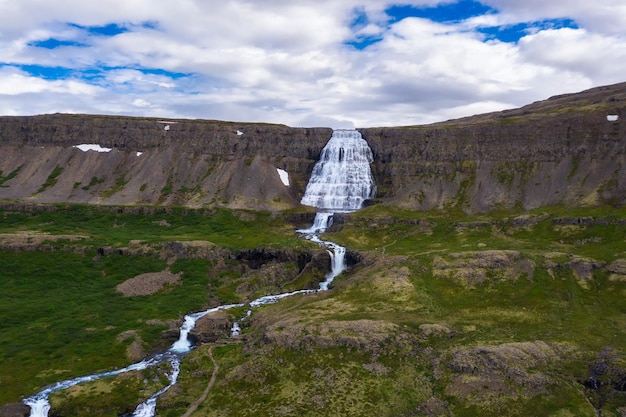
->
[74,144,112,153]
[277,168,289,186]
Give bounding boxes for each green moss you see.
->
[160,178,173,196]
[82,176,106,191]
[568,156,581,180]
[37,165,64,192]
[0,165,22,187]
[100,176,128,198]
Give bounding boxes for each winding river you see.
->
[24,129,376,417]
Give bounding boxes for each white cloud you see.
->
[481,0,626,34]
[0,67,101,95]
[0,1,624,127]
[519,28,626,84]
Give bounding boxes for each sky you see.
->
[1,0,625,128]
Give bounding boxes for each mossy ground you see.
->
[0,205,312,408]
[1,203,625,416]
[168,204,626,417]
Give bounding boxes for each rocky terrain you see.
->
[0,116,331,210]
[1,82,625,212]
[362,82,626,211]
[1,83,626,417]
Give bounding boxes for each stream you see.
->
[23,129,376,417]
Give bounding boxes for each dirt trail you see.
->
[181,346,219,417]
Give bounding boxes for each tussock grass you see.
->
[2,203,626,416]
[0,204,311,405]
[183,204,626,416]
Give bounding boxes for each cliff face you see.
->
[362,82,626,212]
[0,115,331,210]
[1,82,626,212]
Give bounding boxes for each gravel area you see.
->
[116,270,182,296]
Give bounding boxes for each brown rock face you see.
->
[1,82,626,212]
[0,403,30,417]
[0,115,331,210]
[188,310,232,343]
[361,82,626,212]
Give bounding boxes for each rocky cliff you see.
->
[0,115,331,210]
[362,82,626,212]
[1,82,626,212]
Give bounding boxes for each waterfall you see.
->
[301,129,376,213]
[23,129,376,417]
[298,129,376,288]
[298,212,334,234]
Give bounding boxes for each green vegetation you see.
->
[0,165,21,187]
[160,178,174,199]
[37,165,64,192]
[0,204,313,406]
[82,176,106,191]
[0,204,306,249]
[167,204,626,417]
[100,175,129,198]
[1,203,625,416]
[48,362,173,416]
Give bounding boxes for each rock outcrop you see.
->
[0,115,331,210]
[0,403,30,417]
[188,310,232,344]
[1,82,626,211]
[361,82,626,212]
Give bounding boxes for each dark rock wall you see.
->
[1,82,626,212]
[0,114,332,210]
[361,87,626,212]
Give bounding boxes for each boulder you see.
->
[0,403,30,417]
[188,310,232,343]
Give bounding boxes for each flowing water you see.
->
[300,129,376,213]
[23,129,376,417]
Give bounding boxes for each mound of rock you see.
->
[445,341,576,408]
[188,310,233,343]
[116,270,181,296]
[0,403,30,417]
[606,259,626,282]
[263,319,397,353]
[433,250,535,286]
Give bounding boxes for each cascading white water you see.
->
[298,212,334,234]
[298,129,376,287]
[24,355,162,417]
[301,129,376,213]
[23,129,376,417]
[130,357,180,417]
[25,304,243,417]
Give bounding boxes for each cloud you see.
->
[481,0,626,33]
[0,66,101,95]
[519,28,626,84]
[0,1,624,127]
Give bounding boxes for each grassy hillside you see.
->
[0,205,315,408]
[164,204,626,417]
[2,204,624,416]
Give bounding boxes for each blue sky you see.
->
[0,0,624,127]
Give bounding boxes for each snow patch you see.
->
[236,130,244,136]
[74,144,112,153]
[277,168,289,186]
[607,115,619,121]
